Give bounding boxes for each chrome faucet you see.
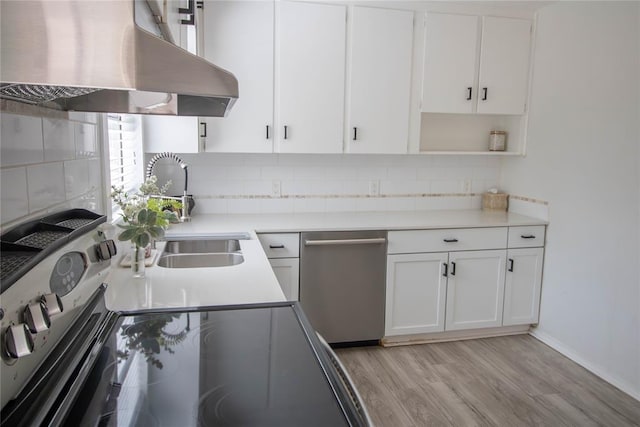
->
[146,152,193,222]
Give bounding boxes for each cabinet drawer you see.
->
[508,226,545,248]
[258,233,300,258]
[388,228,508,254]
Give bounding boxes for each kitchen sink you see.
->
[157,235,248,268]
[163,239,242,254]
[157,253,244,268]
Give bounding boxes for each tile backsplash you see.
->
[147,153,501,214]
[0,108,104,229]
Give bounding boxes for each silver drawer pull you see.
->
[305,238,386,247]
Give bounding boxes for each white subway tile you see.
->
[355,197,387,212]
[356,166,387,180]
[27,162,65,212]
[1,167,29,223]
[281,180,312,196]
[387,167,417,180]
[43,118,75,161]
[64,159,90,199]
[385,197,416,211]
[260,198,294,214]
[261,166,294,180]
[244,180,272,196]
[194,198,228,214]
[508,198,549,221]
[431,180,463,194]
[226,166,261,180]
[227,199,260,214]
[1,113,44,166]
[325,198,357,212]
[325,166,358,180]
[75,123,98,158]
[293,166,326,180]
[293,198,326,213]
[470,195,482,209]
[88,159,102,192]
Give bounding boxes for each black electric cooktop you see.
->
[65,303,361,426]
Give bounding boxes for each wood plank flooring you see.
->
[335,335,640,426]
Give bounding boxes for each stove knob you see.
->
[96,241,111,261]
[24,302,51,333]
[41,293,64,317]
[4,324,34,359]
[105,239,117,257]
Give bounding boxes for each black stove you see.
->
[0,210,369,427]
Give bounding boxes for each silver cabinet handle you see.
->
[304,238,386,246]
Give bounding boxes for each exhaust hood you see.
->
[0,0,238,117]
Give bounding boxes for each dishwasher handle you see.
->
[304,237,386,247]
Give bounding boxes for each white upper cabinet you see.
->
[276,1,346,154]
[477,17,532,114]
[421,13,531,115]
[422,13,479,114]
[200,1,274,153]
[346,7,413,154]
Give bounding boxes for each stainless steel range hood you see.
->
[0,0,238,117]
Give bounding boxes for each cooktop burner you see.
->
[66,305,355,426]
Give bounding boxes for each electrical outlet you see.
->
[463,178,472,194]
[369,180,379,197]
[272,180,281,198]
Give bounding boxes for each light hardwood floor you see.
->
[335,335,640,426]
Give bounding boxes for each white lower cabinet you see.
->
[258,233,300,301]
[385,253,448,335]
[385,226,545,338]
[268,258,300,301]
[503,247,544,326]
[445,250,506,331]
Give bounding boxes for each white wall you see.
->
[147,153,501,214]
[501,1,640,398]
[0,107,104,230]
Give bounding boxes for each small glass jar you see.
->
[489,131,507,151]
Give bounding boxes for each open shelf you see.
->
[419,113,526,155]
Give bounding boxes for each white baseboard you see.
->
[529,329,640,402]
[382,325,530,347]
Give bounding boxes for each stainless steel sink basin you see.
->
[157,253,244,268]
[163,239,241,254]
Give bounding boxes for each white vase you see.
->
[131,245,146,278]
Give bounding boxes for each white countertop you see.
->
[165,209,547,236]
[105,235,286,313]
[105,209,546,313]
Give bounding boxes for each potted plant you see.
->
[111,176,182,277]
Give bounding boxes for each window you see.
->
[107,114,143,215]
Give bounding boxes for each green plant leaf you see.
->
[146,210,158,226]
[118,228,137,241]
[137,209,148,224]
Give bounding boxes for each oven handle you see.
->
[305,238,386,246]
[316,333,373,427]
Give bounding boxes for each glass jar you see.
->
[489,131,507,151]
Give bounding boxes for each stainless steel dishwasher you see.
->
[299,230,387,344]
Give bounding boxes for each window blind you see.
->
[107,114,143,191]
[107,114,143,216]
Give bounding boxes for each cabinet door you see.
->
[200,1,274,153]
[386,253,448,336]
[477,16,531,114]
[347,7,413,154]
[269,258,300,301]
[503,247,543,326]
[142,115,200,153]
[277,1,346,153]
[445,250,506,330]
[422,13,479,114]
